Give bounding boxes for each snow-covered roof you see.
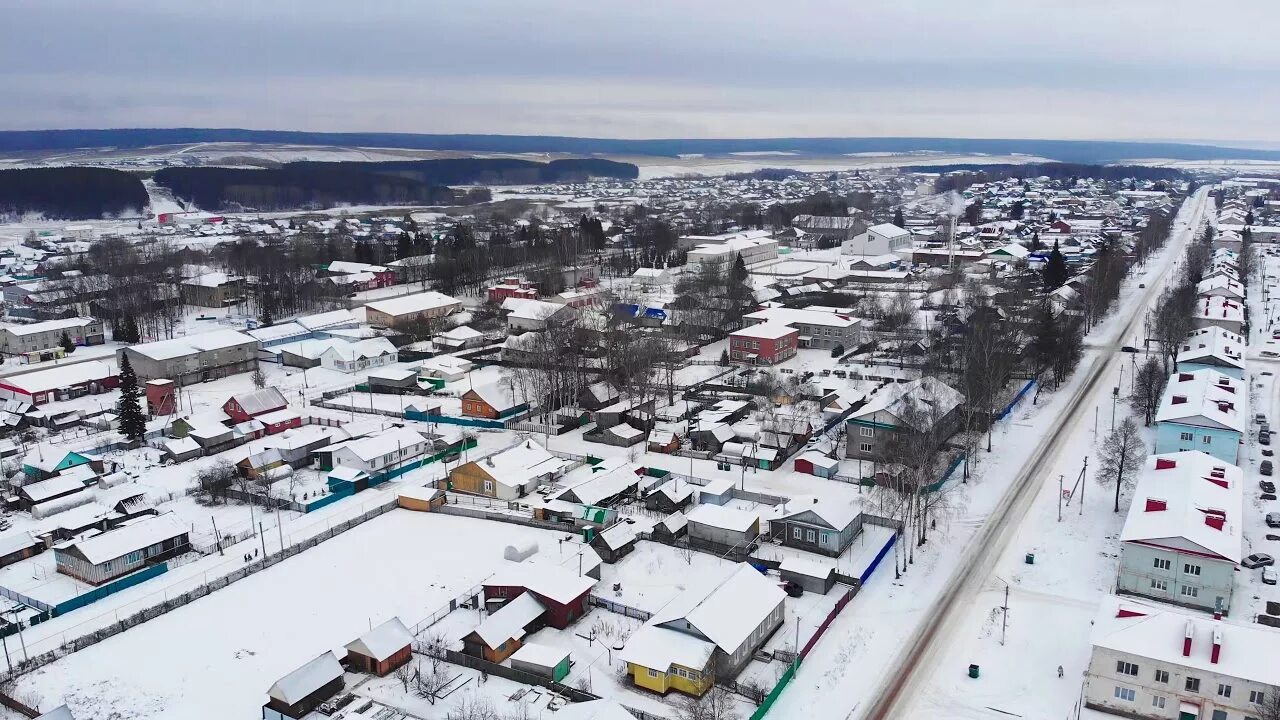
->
[1091,594,1280,688]
[470,590,546,648]
[510,642,570,669]
[33,705,74,720]
[1196,275,1244,297]
[56,513,187,566]
[775,496,859,531]
[686,503,758,533]
[850,376,964,431]
[228,387,287,416]
[439,325,483,342]
[1194,295,1244,324]
[296,309,357,331]
[467,381,522,411]
[504,298,567,321]
[340,427,425,462]
[366,291,460,318]
[551,458,641,506]
[1,316,96,337]
[472,440,565,489]
[744,306,859,329]
[729,321,798,341]
[1176,326,1244,371]
[868,223,910,239]
[1154,369,1245,433]
[619,623,715,672]
[247,322,307,344]
[701,477,734,496]
[484,560,595,606]
[1120,452,1242,564]
[796,451,840,472]
[129,329,256,361]
[267,651,343,706]
[0,360,114,395]
[779,555,835,580]
[21,474,88,502]
[651,563,785,653]
[345,617,412,662]
[0,531,39,558]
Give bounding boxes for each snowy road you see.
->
[861,187,1213,720]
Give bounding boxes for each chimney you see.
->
[1172,395,1187,405]
[1205,514,1225,530]
[1183,620,1194,657]
[1211,627,1222,664]
[1206,476,1230,489]
[1155,457,1177,470]
[1145,498,1167,512]
[1178,373,1194,382]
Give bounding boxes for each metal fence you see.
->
[587,594,653,621]
[443,650,599,703]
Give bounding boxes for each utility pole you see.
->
[1058,474,1064,522]
[276,504,284,552]
[211,515,223,556]
[1000,583,1010,646]
[259,521,267,559]
[1080,457,1087,515]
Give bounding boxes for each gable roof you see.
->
[686,503,758,533]
[1120,452,1242,563]
[483,560,595,606]
[466,381,522,411]
[55,513,187,566]
[267,651,343,706]
[472,441,566,489]
[651,563,785,652]
[345,617,412,662]
[1154,369,1245,433]
[1176,326,1244,371]
[850,376,964,431]
[228,387,288,416]
[470,590,546,649]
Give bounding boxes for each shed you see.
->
[794,451,840,478]
[263,651,344,720]
[697,478,734,506]
[510,642,572,681]
[779,556,837,594]
[686,504,760,552]
[590,521,639,564]
[397,485,445,512]
[345,617,413,676]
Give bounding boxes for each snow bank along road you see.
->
[860,187,1212,720]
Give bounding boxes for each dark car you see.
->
[781,581,804,598]
[1263,480,1278,494]
[1268,512,1280,528]
[1243,553,1275,569]
[1264,448,1275,457]
[1264,494,1278,501]
[1263,433,1272,446]
[1120,346,1140,353]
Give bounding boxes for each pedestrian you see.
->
[1058,665,1064,678]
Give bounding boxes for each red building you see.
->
[728,322,799,365]
[222,387,289,423]
[481,563,595,630]
[0,360,118,407]
[487,278,538,304]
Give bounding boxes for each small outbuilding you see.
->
[263,651,344,720]
[345,617,414,676]
[794,451,839,478]
[779,556,837,594]
[510,642,572,681]
[696,478,734,506]
[397,485,446,512]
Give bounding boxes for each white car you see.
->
[1264,567,1277,586]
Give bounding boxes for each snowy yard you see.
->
[10,510,576,720]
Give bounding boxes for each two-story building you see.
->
[728,322,798,365]
[120,329,259,384]
[0,316,105,357]
[1117,452,1242,614]
[1192,296,1245,336]
[1176,327,1245,379]
[1085,594,1280,720]
[845,376,964,464]
[842,223,912,258]
[742,306,862,353]
[1153,370,1245,465]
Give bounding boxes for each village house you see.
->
[622,563,785,696]
[461,381,527,420]
[686,503,761,553]
[319,426,429,479]
[842,222,912,258]
[1084,594,1280,720]
[1191,296,1244,336]
[770,498,863,557]
[448,441,566,499]
[1153,370,1244,465]
[222,387,288,423]
[364,291,462,328]
[53,513,190,585]
[502,297,578,332]
[1116,452,1242,614]
[464,562,595,662]
[1175,327,1245,379]
[120,329,259,384]
[548,457,643,507]
[845,376,964,464]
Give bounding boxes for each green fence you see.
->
[752,660,799,720]
[51,562,170,616]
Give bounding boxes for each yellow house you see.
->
[620,625,716,697]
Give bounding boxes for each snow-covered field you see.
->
[10,510,575,720]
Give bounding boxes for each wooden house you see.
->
[53,514,190,585]
[263,651,344,720]
[461,382,526,420]
[590,521,640,564]
[222,387,288,423]
[345,618,413,676]
[481,562,595,631]
[449,441,566,500]
[463,591,546,663]
[397,485,446,511]
[644,479,694,513]
[0,531,42,569]
[770,499,862,557]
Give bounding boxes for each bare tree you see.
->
[1255,691,1280,720]
[1128,356,1166,426]
[393,659,416,693]
[676,685,739,720]
[251,364,267,390]
[192,459,237,504]
[1097,418,1145,513]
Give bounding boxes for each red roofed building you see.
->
[222,388,288,423]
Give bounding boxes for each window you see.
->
[1218,683,1232,698]
[806,529,816,542]
[1181,585,1199,598]
[1154,669,1169,684]
[126,550,143,564]
[483,480,493,492]
[792,527,802,540]
[1250,690,1266,704]
[860,443,873,453]
[1116,661,1139,676]
[859,427,874,437]
[1180,432,1194,441]
[1184,563,1202,576]
[820,532,831,545]
[1203,436,1212,445]
[1150,578,1168,591]
[1151,695,1166,710]
[1153,558,1171,571]
[1113,687,1136,702]
[647,668,659,678]
[1212,711,1227,720]
[1186,676,1200,693]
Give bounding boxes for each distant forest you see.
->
[0,167,149,220]
[2,129,1278,164]
[920,163,1186,193]
[154,158,638,212]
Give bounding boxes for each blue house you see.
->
[1153,370,1245,464]
[1175,326,1245,379]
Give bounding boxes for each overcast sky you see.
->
[1,0,1277,143]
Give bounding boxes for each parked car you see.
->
[1263,461,1273,477]
[1264,494,1278,501]
[1243,553,1275,569]
[1263,432,1272,446]
[1262,480,1277,494]
[1258,413,1269,424]
[1264,448,1275,457]
[781,581,804,598]
[1265,567,1278,586]
[1268,513,1280,528]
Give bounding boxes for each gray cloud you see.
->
[1,0,1277,142]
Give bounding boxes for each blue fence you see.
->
[995,379,1037,421]
[859,532,897,584]
[304,485,355,513]
[51,562,170,616]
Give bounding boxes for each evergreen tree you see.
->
[260,301,274,328]
[1042,239,1069,291]
[116,353,146,441]
[1030,302,1059,381]
[396,231,412,260]
[892,207,905,227]
[59,331,75,354]
[125,315,141,343]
